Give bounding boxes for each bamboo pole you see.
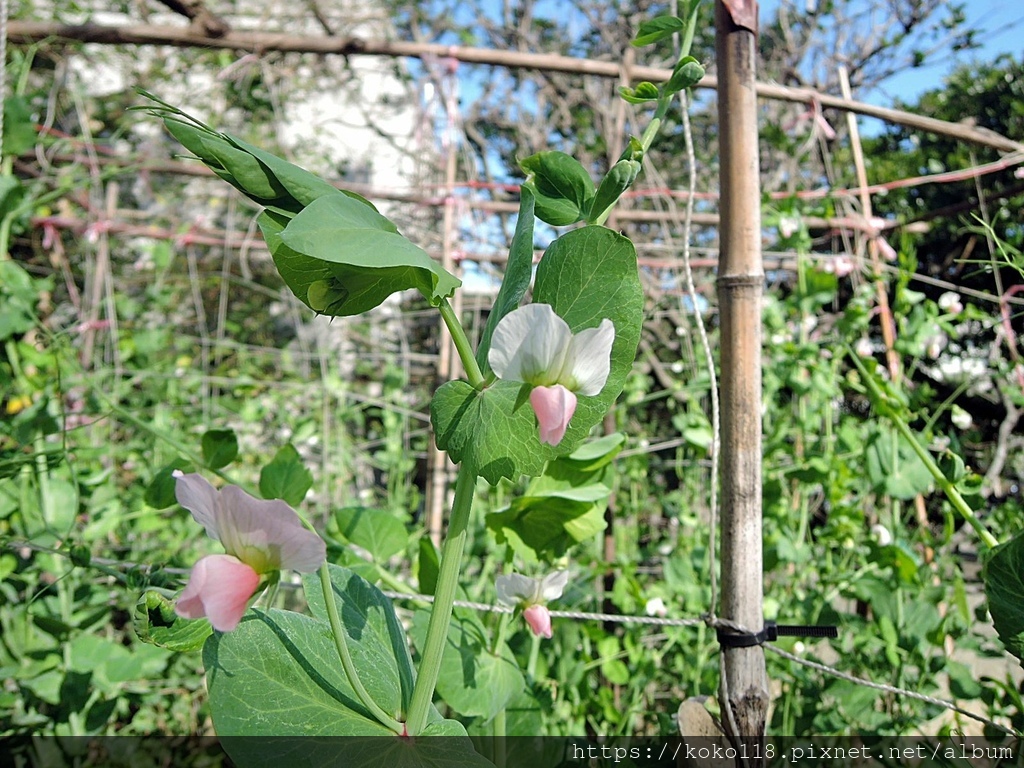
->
[10,20,1023,153]
[714,0,769,749]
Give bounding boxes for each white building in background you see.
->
[44,0,424,201]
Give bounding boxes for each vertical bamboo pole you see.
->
[714,0,769,747]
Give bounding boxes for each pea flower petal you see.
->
[530,385,576,446]
[523,604,553,638]
[176,554,260,632]
[172,472,326,631]
[489,304,573,385]
[488,304,615,444]
[173,471,325,574]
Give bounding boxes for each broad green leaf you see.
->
[134,590,212,652]
[329,507,408,561]
[864,427,934,500]
[561,431,625,469]
[203,609,398,737]
[631,15,686,46]
[432,227,642,483]
[201,428,238,469]
[259,443,313,507]
[302,565,415,715]
[3,96,38,157]
[417,537,440,596]
[984,532,1024,667]
[275,195,460,314]
[144,458,193,509]
[519,151,595,226]
[411,609,525,722]
[206,565,455,746]
[476,187,536,374]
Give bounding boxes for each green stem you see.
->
[405,467,477,735]
[439,299,485,389]
[526,632,542,681]
[850,351,999,549]
[318,561,403,733]
[493,708,507,768]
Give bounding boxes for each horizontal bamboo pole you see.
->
[10,20,1024,153]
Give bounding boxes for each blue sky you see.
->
[873,0,1024,104]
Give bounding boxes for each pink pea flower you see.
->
[496,570,569,639]
[173,471,326,632]
[488,304,614,446]
[522,605,553,638]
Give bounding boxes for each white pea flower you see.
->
[951,405,973,430]
[870,524,893,547]
[778,215,800,239]
[489,304,615,446]
[938,291,963,315]
[855,337,874,358]
[496,570,569,639]
[644,597,668,617]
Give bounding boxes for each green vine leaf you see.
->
[519,151,595,226]
[984,533,1024,668]
[432,227,642,483]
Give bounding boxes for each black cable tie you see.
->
[717,621,838,648]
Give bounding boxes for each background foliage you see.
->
[2,0,1023,742]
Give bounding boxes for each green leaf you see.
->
[274,195,460,315]
[204,609,397,737]
[632,16,686,46]
[302,565,416,715]
[476,187,536,374]
[984,532,1024,667]
[665,56,706,93]
[411,609,525,722]
[134,591,212,652]
[486,435,619,561]
[519,151,595,226]
[328,507,408,562]
[618,82,661,104]
[145,458,194,509]
[432,227,642,483]
[259,444,313,507]
[208,565,449,741]
[201,428,238,469]
[3,97,38,157]
[864,427,934,500]
[417,537,440,596]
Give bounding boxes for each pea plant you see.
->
[131,7,713,760]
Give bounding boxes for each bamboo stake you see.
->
[714,0,769,750]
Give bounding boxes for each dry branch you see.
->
[9,20,1024,153]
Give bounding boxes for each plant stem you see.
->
[317,562,403,733]
[851,351,999,549]
[438,299,485,389]
[405,467,477,735]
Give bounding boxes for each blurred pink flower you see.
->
[173,472,325,631]
[489,304,614,446]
